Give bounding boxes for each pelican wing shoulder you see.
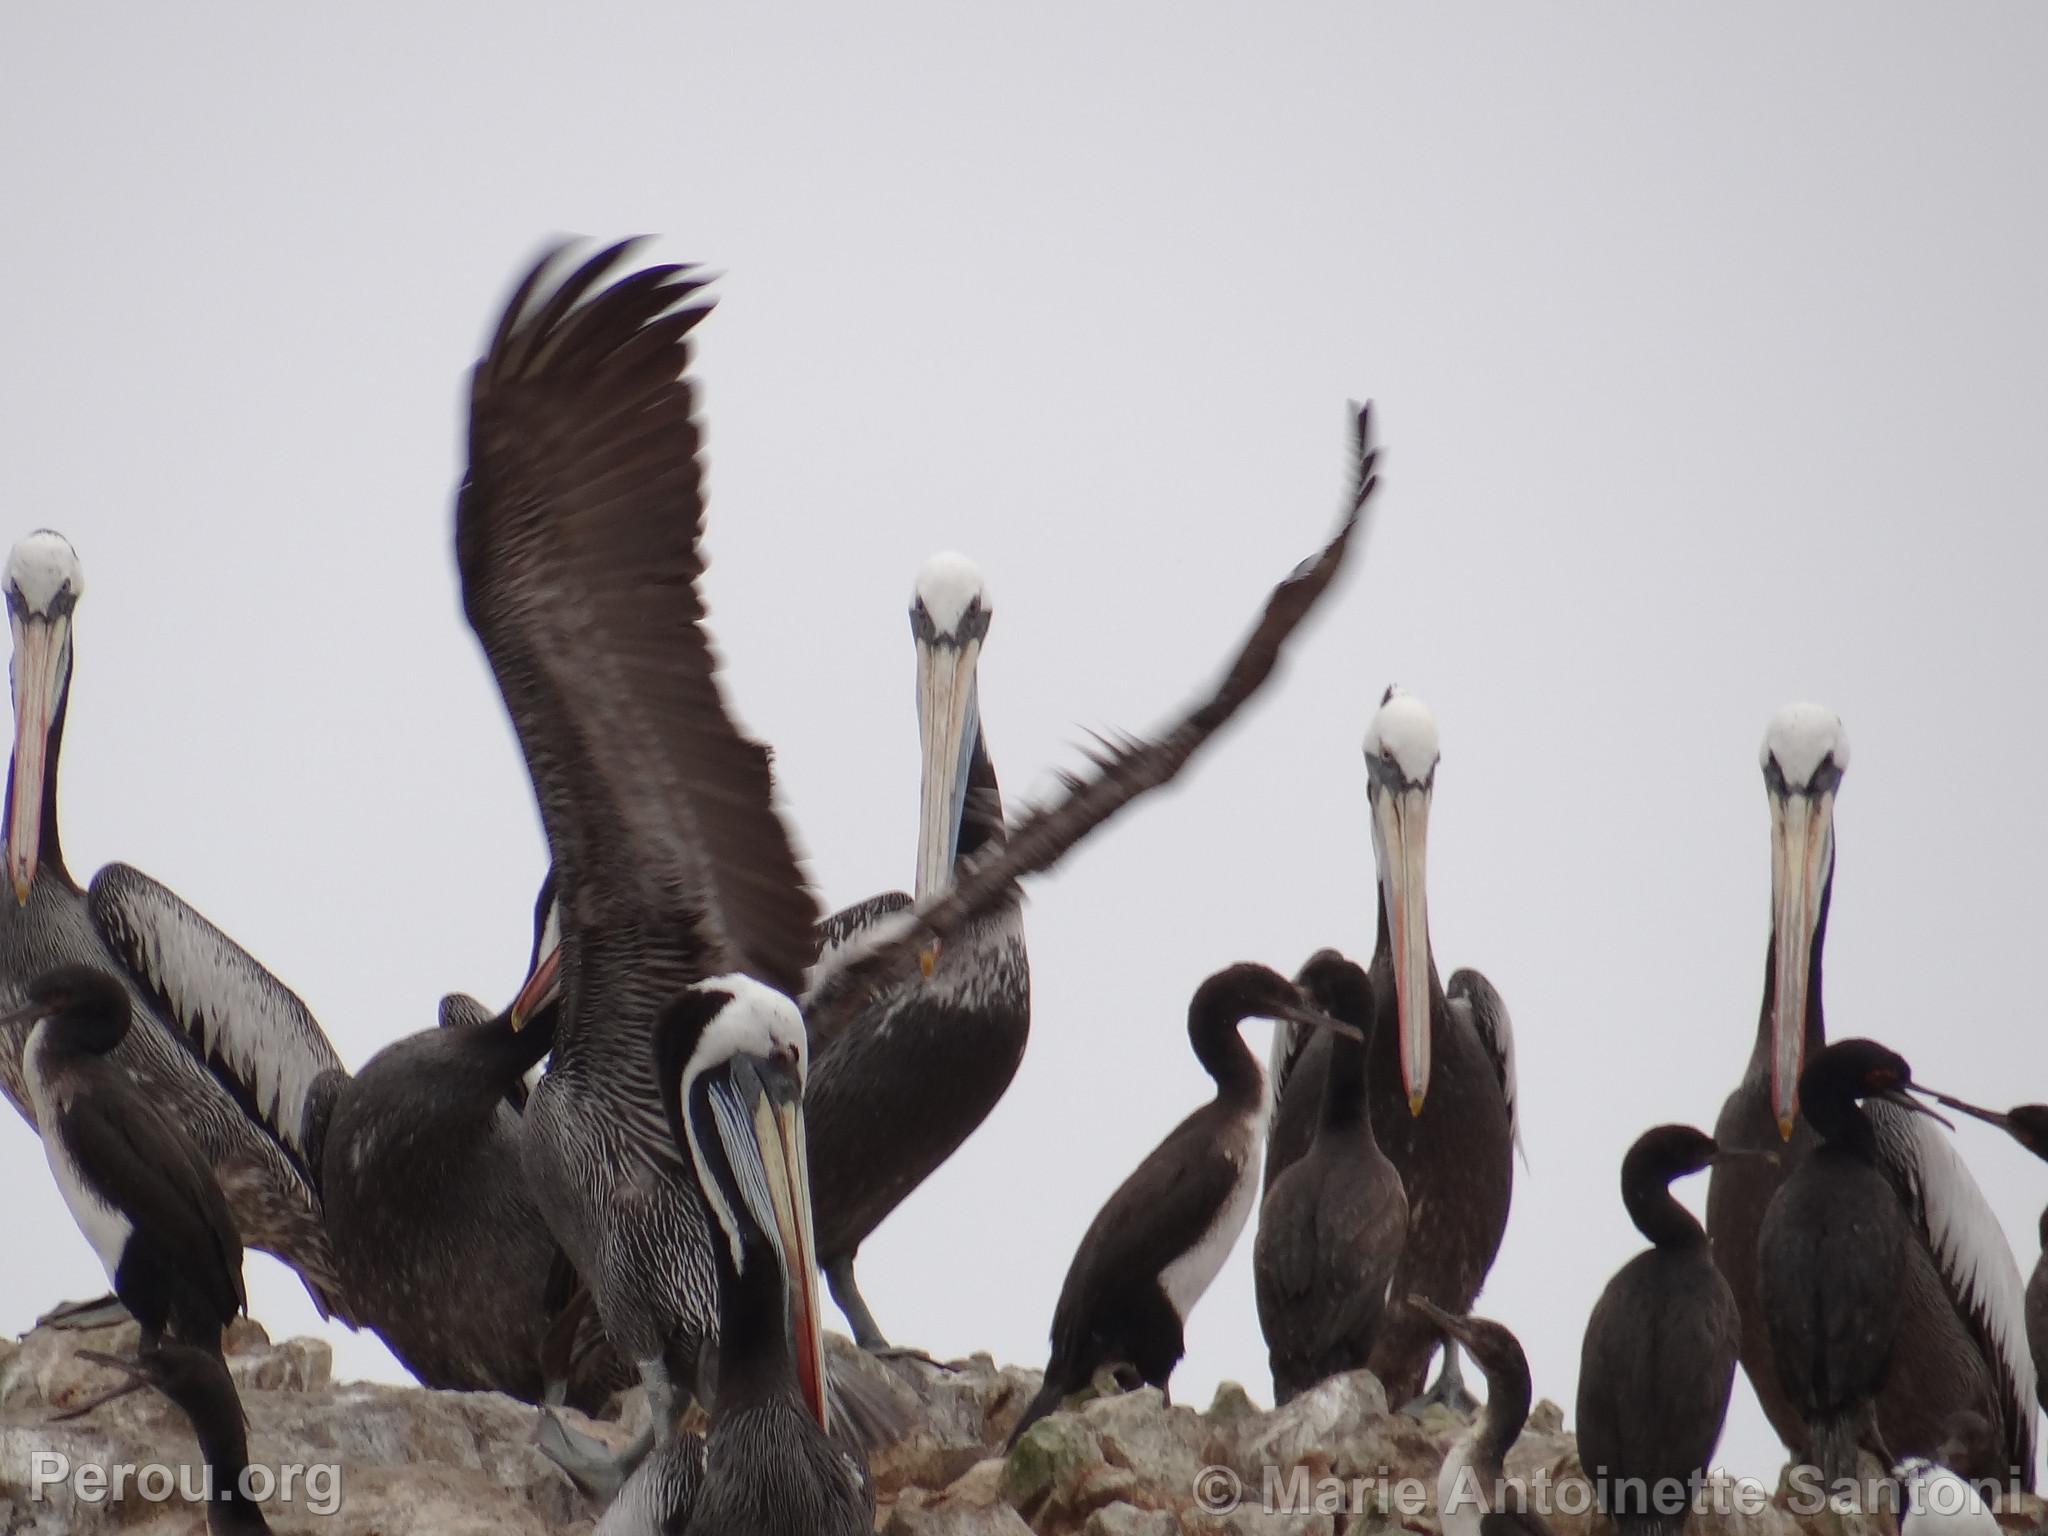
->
[1870,1102,2038,1479]
[89,863,343,1182]
[1447,968,1522,1163]
[456,241,819,999]
[806,404,1378,1029]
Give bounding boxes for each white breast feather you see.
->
[1159,1108,1266,1320]
[26,1026,131,1285]
[1436,1436,1485,1536]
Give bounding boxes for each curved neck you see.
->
[1472,1364,1530,1477]
[179,1387,267,1534]
[1189,1004,1262,1112]
[1319,1027,1369,1132]
[1806,1087,1878,1159]
[1622,1170,1705,1249]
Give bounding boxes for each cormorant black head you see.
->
[1920,1093,2048,1162]
[1187,962,1356,1089]
[0,965,129,1053]
[1621,1124,1721,1189]
[1408,1296,1527,1388]
[4,529,83,904]
[1759,702,1850,1142]
[651,974,828,1432]
[1797,1038,1953,1144]
[1362,687,1440,1118]
[1294,949,1374,1043]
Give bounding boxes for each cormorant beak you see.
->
[1923,1088,2011,1131]
[1270,1000,1364,1044]
[1370,779,1433,1114]
[1881,1086,1955,1131]
[1709,1147,1780,1167]
[0,996,51,1031]
[1406,1294,1473,1349]
[1766,783,1834,1141]
[509,902,562,1031]
[913,631,982,972]
[50,1350,154,1421]
[6,609,70,905]
[725,1052,829,1434]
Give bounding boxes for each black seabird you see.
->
[2,967,244,1358]
[1576,1125,1748,1536]
[69,1344,269,1534]
[1917,1097,2048,1414]
[1410,1298,1551,1536]
[1268,688,1518,1412]
[136,867,628,1412]
[1756,1038,1963,1487]
[1253,949,1406,1404]
[1008,963,1354,1446]
[454,242,1374,1490]
[805,553,1029,1352]
[0,531,338,1319]
[1706,704,2035,1485]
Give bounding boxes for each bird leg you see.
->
[1401,1340,1481,1419]
[826,1256,959,1372]
[36,1293,130,1332]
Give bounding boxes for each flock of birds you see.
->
[0,239,2043,1536]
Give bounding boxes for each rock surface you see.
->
[0,1320,2039,1534]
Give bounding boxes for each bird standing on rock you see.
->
[1577,1126,1754,1536]
[2,966,244,1361]
[1008,963,1357,1447]
[1254,949,1406,1404]
[1410,1298,1551,1536]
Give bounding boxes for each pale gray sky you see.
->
[3,0,2047,1488]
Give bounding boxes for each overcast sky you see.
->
[4,0,2047,1491]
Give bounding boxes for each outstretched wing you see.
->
[805,405,1379,1029]
[1871,1102,2038,1482]
[457,241,820,1003]
[89,863,343,1186]
[1447,968,1523,1167]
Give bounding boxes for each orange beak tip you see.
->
[11,876,29,907]
[1407,1089,1426,1117]
[918,947,938,978]
[1776,1115,1796,1142]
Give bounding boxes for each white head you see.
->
[1363,687,1440,1115]
[1761,702,1850,790]
[679,973,809,1088]
[1759,702,1849,1140]
[5,531,85,903]
[911,552,989,641]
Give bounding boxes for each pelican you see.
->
[1268,688,1517,1411]
[0,531,338,1319]
[454,240,1376,1488]
[1705,705,2035,1485]
[805,552,1028,1352]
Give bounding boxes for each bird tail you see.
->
[1005,1374,1069,1452]
[1813,1412,1864,1494]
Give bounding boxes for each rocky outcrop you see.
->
[0,1321,2038,1534]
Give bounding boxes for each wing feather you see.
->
[1447,968,1523,1167]
[89,863,342,1182]
[806,404,1379,1026]
[456,241,820,1000]
[1871,1102,2038,1481]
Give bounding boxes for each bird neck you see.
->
[2,677,71,889]
[1318,1027,1369,1132]
[712,1227,803,1414]
[1189,1007,1262,1112]
[190,1402,266,1533]
[1471,1365,1530,1477]
[1805,1090,1877,1159]
[953,730,1005,865]
[1622,1173,1706,1249]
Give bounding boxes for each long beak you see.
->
[742,1060,829,1433]
[1710,1147,1781,1167]
[1371,783,1434,1114]
[1766,788,1833,1140]
[913,634,981,969]
[1271,999,1365,1044]
[1406,1294,1472,1348]
[1881,1087,1955,1131]
[1924,1088,2011,1131]
[509,904,561,1031]
[50,1350,153,1421]
[7,612,68,905]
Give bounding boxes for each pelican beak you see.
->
[1767,785,1835,1140]
[913,630,982,969]
[6,609,70,905]
[509,902,562,1031]
[731,1052,829,1432]
[1371,781,1433,1114]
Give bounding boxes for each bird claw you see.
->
[533,1407,649,1500]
